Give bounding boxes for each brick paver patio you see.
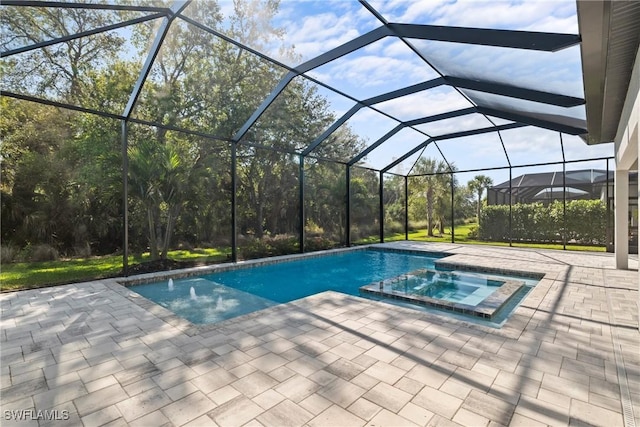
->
[1,242,639,426]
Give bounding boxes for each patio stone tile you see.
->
[367,408,419,427]
[324,357,366,381]
[569,398,624,426]
[32,380,86,411]
[318,377,366,408]
[214,350,253,370]
[208,384,241,405]
[461,389,515,424]
[438,349,479,370]
[452,407,490,426]
[330,342,366,360]
[228,362,257,378]
[273,374,319,403]
[514,394,569,426]
[73,383,129,417]
[152,365,198,390]
[261,338,296,354]
[363,382,413,413]
[1,243,639,427]
[231,370,278,398]
[537,386,572,409]
[348,397,382,421]
[256,399,313,426]
[362,360,406,385]
[493,370,540,397]
[190,367,237,395]
[399,401,435,425]
[350,371,379,391]
[129,410,173,427]
[248,352,288,373]
[252,389,286,410]
[39,400,81,427]
[208,395,264,427]
[412,385,463,418]
[160,391,216,426]
[540,373,589,401]
[308,404,366,427]
[395,377,425,395]
[115,386,171,422]
[405,364,451,389]
[165,380,199,401]
[123,377,157,398]
[508,413,547,426]
[362,345,399,363]
[1,377,49,404]
[80,405,122,427]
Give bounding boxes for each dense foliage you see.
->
[1,0,608,279]
[476,200,607,244]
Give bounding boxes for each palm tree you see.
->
[468,175,493,223]
[413,158,449,237]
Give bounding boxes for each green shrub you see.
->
[0,244,18,263]
[305,236,337,252]
[239,234,299,259]
[478,200,606,245]
[29,244,60,262]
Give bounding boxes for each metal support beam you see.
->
[382,139,432,173]
[303,104,363,155]
[379,171,384,243]
[294,26,390,74]
[231,143,238,262]
[606,158,612,251]
[445,76,584,107]
[363,78,445,105]
[382,123,526,173]
[2,13,166,58]
[509,167,513,247]
[560,133,567,250]
[3,1,168,12]
[299,155,305,253]
[349,125,404,166]
[476,107,587,135]
[387,23,581,51]
[404,176,409,241]
[233,71,296,142]
[346,165,351,247]
[121,120,129,276]
[123,1,191,119]
[405,107,477,127]
[450,172,455,243]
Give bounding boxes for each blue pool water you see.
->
[130,249,442,324]
[129,249,538,325]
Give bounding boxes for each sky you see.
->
[204,0,614,184]
[10,0,614,186]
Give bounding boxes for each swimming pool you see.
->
[128,248,539,326]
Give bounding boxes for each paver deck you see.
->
[1,242,639,426]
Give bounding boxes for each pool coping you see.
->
[359,268,527,319]
[114,244,547,336]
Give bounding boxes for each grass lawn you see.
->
[2,225,606,292]
[1,248,229,292]
[361,223,607,252]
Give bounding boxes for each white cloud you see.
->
[416,113,493,136]
[372,0,577,33]
[375,87,472,121]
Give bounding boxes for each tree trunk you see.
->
[477,193,482,223]
[147,207,159,260]
[427,185,434,237]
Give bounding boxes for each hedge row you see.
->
[478,200,607,244]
